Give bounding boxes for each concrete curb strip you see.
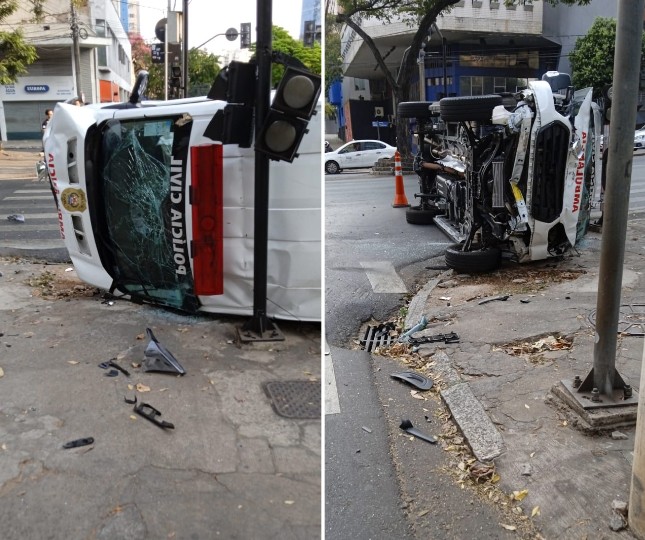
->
[441,382,505,462]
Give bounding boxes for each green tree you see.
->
[128,35,221,99]
[569,16,645,96]
[337,0,591,156]
[325,14,343,94]
[271,26,321,85]
[187,48,221,96]
[0,0,38,84]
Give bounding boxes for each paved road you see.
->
[0,178,66,259]
[325,171,450,347]
[325,171,447,539]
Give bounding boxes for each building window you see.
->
[95,19,107,66]
[459,75,536,95]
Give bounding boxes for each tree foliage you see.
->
[270,26,321,85]
[336,0,592,155]
[0,0,38,84]
[569,16,645,95]
[325,15,343,93]
[128,34,221,99]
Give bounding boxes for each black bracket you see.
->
[133,402,175,430]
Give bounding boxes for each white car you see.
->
[43,74,321,321]
[324,139,396,174]
[635,129,645,149]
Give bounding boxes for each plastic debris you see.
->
[7,214,25,223]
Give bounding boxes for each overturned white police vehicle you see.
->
[398,71,601,273]
[43,69,322,321]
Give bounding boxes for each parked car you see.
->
[397,71,600,273]
[635,129,645,149]
[324,139,396,174]
[42,72,322,321]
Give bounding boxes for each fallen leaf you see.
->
[512,489,529,502]
[131,362,141,368]
[67,360,79,365]
[0,367,4,378]
[530,452,535,458]
[500,524,517,531]
[284,500,295,505]
[531,506,541,517]
[491,473,501,483]
[127,384,134,391]
[418,509,430,517]
[136,333,145,340]
[457,462,466,471]
[159,388,169,392]
[410,390,425,400]
[136,383,151,392]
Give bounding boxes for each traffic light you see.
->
[204,61,256,147]
[169,65,182,88]
[240,22,251,49]
[255,66,321,162]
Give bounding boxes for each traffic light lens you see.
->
[282,75,316,110]
[264,120,296,152]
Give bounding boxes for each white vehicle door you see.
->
[335,142,358,167]
[362,141,388,166]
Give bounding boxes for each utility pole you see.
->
[165,0,170,100]
[70,0,82,100]
[627,4,645,532]
[182,0,188,98]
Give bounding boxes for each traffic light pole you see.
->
[239,0,284,341]
[182,0,188,97]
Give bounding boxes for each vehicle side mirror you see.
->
[130,70,149,105]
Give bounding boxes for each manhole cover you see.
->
[588,304,645,336]
[263,381,320,419]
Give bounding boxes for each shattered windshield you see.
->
[98,115,197,311]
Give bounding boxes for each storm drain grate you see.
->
[360,323,395,352]
[588,304,645,336]
[263,381,321,419]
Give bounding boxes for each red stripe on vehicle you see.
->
[190,144,224,295]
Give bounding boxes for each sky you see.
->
[136,0,304,53]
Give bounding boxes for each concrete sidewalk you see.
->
[386,219,645,539]
[0,260,321,539]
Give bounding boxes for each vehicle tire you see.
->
[445,243,501,273]
[405,205,442,225]
[439,95,503,123]
[398,101,437,119]
[325,160,340,174]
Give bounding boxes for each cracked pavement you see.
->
[397,220,645,538]
[0,258,321,540]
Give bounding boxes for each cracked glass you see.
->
[98,115,197,311]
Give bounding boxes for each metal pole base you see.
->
[560,367,638,410]
[238,315,285,343]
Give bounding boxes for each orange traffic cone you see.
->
[392,150,410,208]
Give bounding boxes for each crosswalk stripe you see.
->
[4,195,55,200]
[0,213,57,219]
[12,189,53,194]
[361,260,407,293]
[0,224,60,232]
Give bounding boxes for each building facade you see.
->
[0,0,132,140]
[335,0,642,142]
